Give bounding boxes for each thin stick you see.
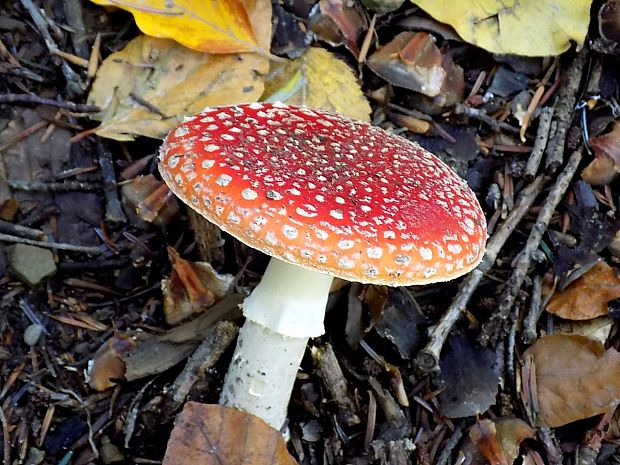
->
[164,321,238,415]
[0,404,10,465]
[479,150,582,347]
[7,180,100,192]
[0,219,44,240]
[97,139,127,223]
[415,175,545,373]
[524,107,555,180]
[521,275,543,344]
[453,103,520,134]
[0,233,103,254]
[19,0,83,96]
[0,93,100,112]
[545,48,586,173]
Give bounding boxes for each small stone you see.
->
[100,436,124,463]
[25,447,45,465]
[7,244,56,286]
[24,324,44,346]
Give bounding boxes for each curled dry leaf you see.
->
[522,334,620,427]
[89,0,258,54]
[88,335,135,391]
[469,418,535,465]
[546,261,620,320]
[162,402,298,465]
[163,247,234,325]
[262,47,371,121]
[410,0,592,56]
[367,32,446,97]
[88,0,270,140]
[315,0,367,55]
[121,175,179,228]
[582,121,620,185]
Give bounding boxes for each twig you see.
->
[19,0,83,96]
[453,103,520,134]
[538,428,563,465]
[312,343,361,426]
[0,404,10,465]
[545,48,587,173]
[479,150,582,347]
[0,93,100,112]
[0,120,47,153]
[164,321,238,416]
[415,175,545,373]
[0,63,45,82]
[7,180,100,192]
[62,0,89,58]
[435,420,468,465]
[521,275,543,344]
[0,219,44,240]
[0,232,103,254]
[97,139,127,223]
[524,107,555,180]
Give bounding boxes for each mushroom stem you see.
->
[220,258,333,429]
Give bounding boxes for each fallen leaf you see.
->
[162,402,298,465]
[163,247,234,325]
[262,47,371,121]
[469,418,535,465]
[522,333,620,427]
[410,0,592,56]
[316,0,367,55]
[437,335,500,418]
[88,0,270,140]
[582,122,620,185]
[90,0,259,54]
[367,32,446,97]
[88,335,136,391]
[555,316,614,346]
[121,175,179,227]
[546,261,620,320]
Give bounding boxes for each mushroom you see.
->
[159,102,487,430]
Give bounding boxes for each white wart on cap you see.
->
[159,102,487,286]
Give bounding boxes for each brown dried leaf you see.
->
[162,402,298,465]
[162,247,234,325]
[367,32,447,97]
[582,122,620,185]
[522,334,620,427]
[546,261,620,320]
[591,121,620,166]
[121,175,179,228]
[88,335,136,391]
[469,420,506,465]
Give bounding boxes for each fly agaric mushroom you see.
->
[159,102,486,430]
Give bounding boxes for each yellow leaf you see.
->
[87,0,271,141]
[410,0,592,56]
[90,0,259,54]
[262,47,371,122]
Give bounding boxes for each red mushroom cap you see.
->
[159,102,486,286]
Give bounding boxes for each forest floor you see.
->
[1,1,620,465]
